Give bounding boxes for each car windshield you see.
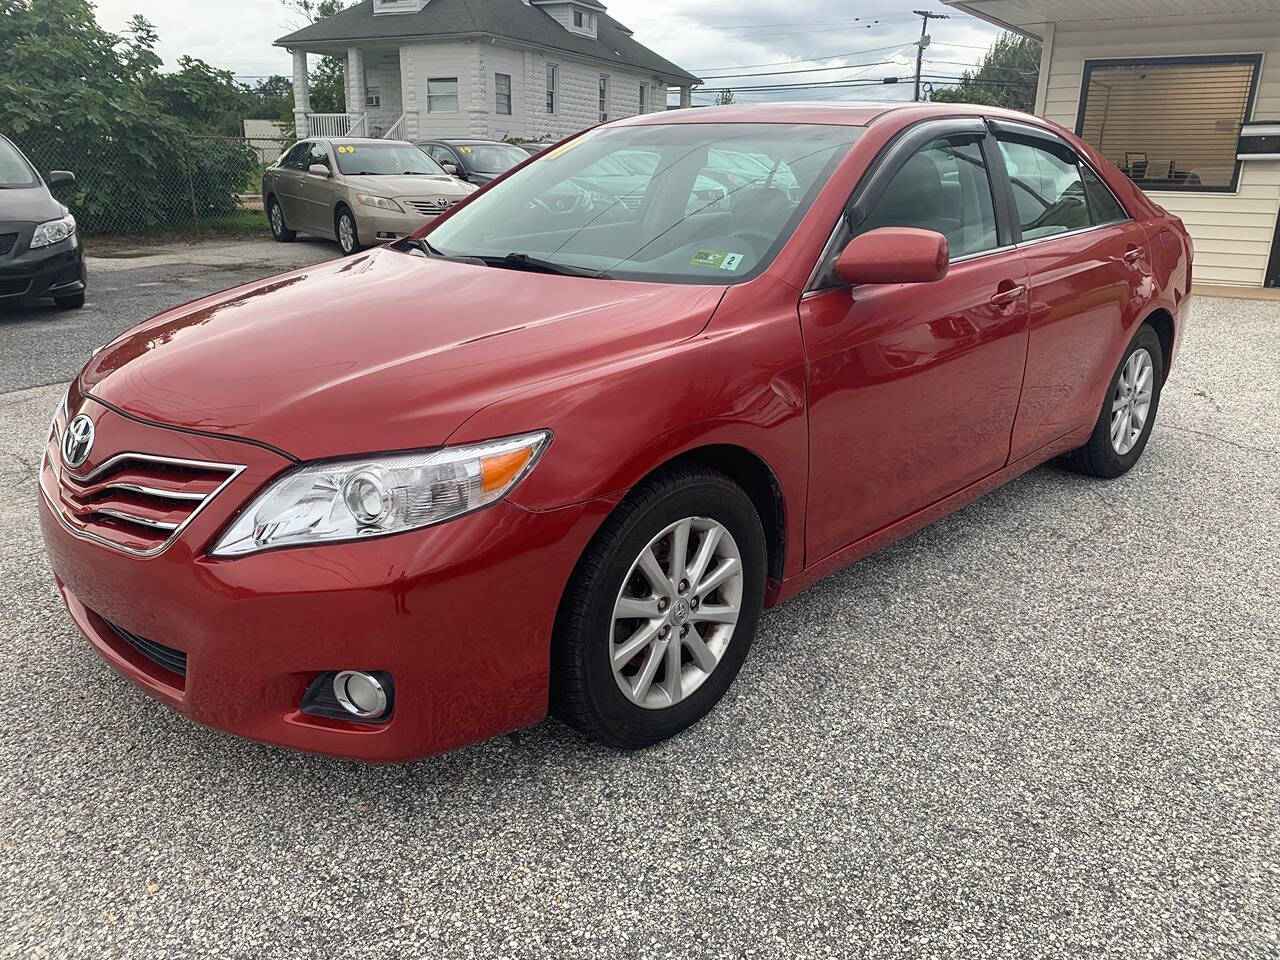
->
[457,143,530,174]
[0,138,38,188]
[332,143,446,176]
[423,123,861,284]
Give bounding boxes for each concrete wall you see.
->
[1038,18,1280,287]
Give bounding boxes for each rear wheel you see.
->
[1061,323,1164,478]
[267,197,295,242]
[336,206,360,255]
[551,468,766,749]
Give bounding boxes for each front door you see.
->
[802,125,1030,562]
[299,141,338,234]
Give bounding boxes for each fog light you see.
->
[332,670,388,719]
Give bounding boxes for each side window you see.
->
[856,135,999,259]
[430,145,455,168]
[308,142,331,171]
[1079,162,1128,224]
[997,138,1090,240]
[280,143,310,171]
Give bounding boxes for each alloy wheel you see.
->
[609,517,744,710]
[1110,347,1154,455]
[270,202,284,236]
[338,214,356,253]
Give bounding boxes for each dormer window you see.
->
[531,0,600,39]
[373,0,428,14]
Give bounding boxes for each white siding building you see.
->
[947,0,1280,289]
[277,0,698,144]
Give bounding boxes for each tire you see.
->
[1061,322,1164,479]
[54,291,85,309]
[335,206,360,255]
[267,197,295,242]
[551,467,766,749]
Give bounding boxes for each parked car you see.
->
[517,141,556,157]
[262,138,477,255]
[40,103,1190,761]
[416,139,531,185]
[0,134,86,310]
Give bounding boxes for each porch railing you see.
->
[307,112,368,138]
[383,114,408,140]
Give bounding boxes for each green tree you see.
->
[928,33,1041,112]
[246,76,297,125]
[147,56,253,136]
[0,0,257,233]
[280,0,350,113]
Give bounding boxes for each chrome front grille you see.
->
[403,198,456,217]
[43,424,244,557]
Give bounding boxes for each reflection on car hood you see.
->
[0,184,64,224]
[341,173,474,198]
[79,248,726,459]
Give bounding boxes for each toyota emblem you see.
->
[62,414,95,468]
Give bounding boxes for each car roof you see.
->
[616,101,1063,133]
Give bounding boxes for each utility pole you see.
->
[913,9,949,101]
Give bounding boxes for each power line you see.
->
[692,43,911,74]
[699,58,906,81]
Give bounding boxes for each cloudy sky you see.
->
[90,0,1002,105]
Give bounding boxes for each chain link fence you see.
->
[4,130,295,237]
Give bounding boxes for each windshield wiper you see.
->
[477,252,609,279]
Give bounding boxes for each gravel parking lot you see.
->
[1,254,1277,958]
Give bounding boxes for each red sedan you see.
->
[39,104,1190,760]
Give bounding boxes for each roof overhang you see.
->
[943,0,1280,39]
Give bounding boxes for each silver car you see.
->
[263,138,477,255]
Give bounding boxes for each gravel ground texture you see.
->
[0,276,1277,958]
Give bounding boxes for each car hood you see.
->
[0,184,61,224]
[80,248,726,460]
[341,174,473,198]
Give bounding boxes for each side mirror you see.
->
[835,227,950,286]
[441,163,458,176]
[308,163,331,178]
[47,170,76,188]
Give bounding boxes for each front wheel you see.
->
[1062,323,1164,478]
[551,468,766,749]
[336,207,360,255]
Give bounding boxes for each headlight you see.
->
[31,214,76,250]
[356,194,404,213]
[211,431,550,556]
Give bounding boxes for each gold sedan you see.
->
[262,138,478,255]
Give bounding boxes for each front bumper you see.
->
[353,205,439,243]
[0,233,86,303]
[39,397,610,761]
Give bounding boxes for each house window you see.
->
[495,73,512,115]
[599,75,609,122]
[1076,54,1262,193]
[546,64,557,114]
[427,77,459,113]
[365,87,381,109]
[573,9,583,26]
[638,83,647,113]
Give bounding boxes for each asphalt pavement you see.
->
[0,244,1277,958]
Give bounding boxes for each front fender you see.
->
[445,276,809,579]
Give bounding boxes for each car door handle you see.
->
[1123,245,1145,263]
[989,284,1027,307]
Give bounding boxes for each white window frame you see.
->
[495,72,512,116]
[427,76,459,114]
[546,64,558,115]
[599,74,609,123]
[638,83,647,114]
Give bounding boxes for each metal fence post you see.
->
[183,145,200,235]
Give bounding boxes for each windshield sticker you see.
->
[691,250,745,271]
[337,145,356,154]
[458,145,474,154]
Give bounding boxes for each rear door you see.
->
[990,120,1154,459]
[801,119,1031,561]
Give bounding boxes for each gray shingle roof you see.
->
[276,0,700,84]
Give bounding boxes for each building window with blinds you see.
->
[1075,55,1261,193]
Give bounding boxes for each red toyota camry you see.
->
[40,103,1191,760]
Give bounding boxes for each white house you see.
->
[276,0,700,144]
[946,0,1280,290]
